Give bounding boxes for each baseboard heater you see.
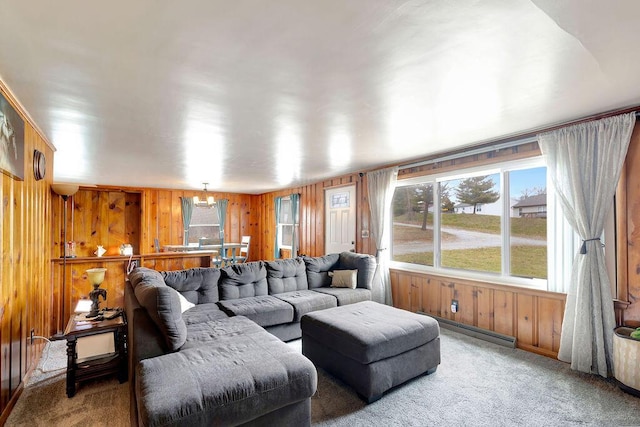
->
[418,312,517,348]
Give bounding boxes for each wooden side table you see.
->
[63,312,127,397]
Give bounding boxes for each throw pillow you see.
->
[176,291,195,313]
[329,269,358,289]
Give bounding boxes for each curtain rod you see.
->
[400,109,639,171]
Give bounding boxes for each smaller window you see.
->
[188,205,220,244]
[278,198,294,248]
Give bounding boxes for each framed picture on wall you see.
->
[0,91,25,180]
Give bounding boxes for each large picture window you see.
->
[391,158,549,287]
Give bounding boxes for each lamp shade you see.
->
[86,268,107,286]
[52,183,80,197]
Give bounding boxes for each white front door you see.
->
[325,185,356,254]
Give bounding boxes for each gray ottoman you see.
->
[301,301,440,403]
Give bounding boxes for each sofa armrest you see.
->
[338,252,377,290]
[125,280,168,427]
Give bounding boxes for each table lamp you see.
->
[86,268,107,318]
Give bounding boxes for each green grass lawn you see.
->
[393,245,547,279]
[394,212,546,239]
[392,213,547,279]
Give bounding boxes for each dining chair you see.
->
[235,235,251,263]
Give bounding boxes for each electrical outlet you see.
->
[30,328,35,344]
[451,300,459,314]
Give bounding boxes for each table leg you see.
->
[66,338,77,398]
[116,328,127,383]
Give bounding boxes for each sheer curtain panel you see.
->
[538,112,635,377]
[367,166,398,305]
[180,197,194,245]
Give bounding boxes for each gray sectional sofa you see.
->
[125,252,377,427]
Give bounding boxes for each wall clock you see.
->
[33,149,46,181]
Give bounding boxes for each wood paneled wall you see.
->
[52,188,258,259]
[0,84,54,422]
[139,189,258,255]
[390,269,566,357]
[49,187,259,335]
[254,173,376,261]
[52,189,142,258]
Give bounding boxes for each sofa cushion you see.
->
[130,267,187,352]
[219,261,268,300]
[182,315,264,349]
[302,253,340,289]
[273,290,337,322]
[136,316,317,427]
[338,252,377,290]
[312,287,372,306]
[181,303,229,326]
[161,267,221,304]
[218,295,294,327]
[266,258,309,294]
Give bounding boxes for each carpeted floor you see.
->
[6,328,640,426]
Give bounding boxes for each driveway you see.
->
[393,222,545,255]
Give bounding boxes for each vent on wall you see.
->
[419,312,517,348]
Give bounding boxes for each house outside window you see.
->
[188,205,220,244]
[391,158,551,289]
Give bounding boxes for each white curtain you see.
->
[538,112,635,377]
[367,166,398,305]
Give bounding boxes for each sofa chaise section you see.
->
[136,315,317,427]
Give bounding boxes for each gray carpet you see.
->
[6,329,640,426]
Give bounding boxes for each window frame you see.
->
[277,196,294,250]
[390,156,551,291]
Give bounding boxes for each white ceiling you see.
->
[1,1,640,194]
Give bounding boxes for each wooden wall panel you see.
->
[455,283,476,325]
[493,290,514,337]
[537,297,564,354]
[421,278,440,317]
[516,294,535,347]
[390,269,566,358]
[476,288,494,330]
[0,82,54,422]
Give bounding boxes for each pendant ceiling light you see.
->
[193,183,215,207]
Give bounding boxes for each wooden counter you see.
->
[51,251,217,336]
